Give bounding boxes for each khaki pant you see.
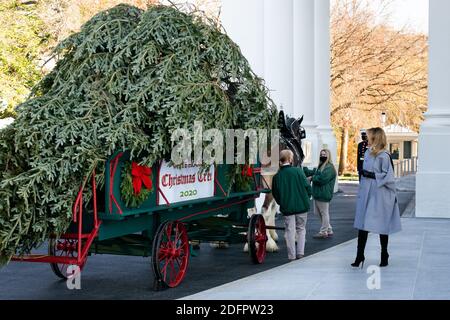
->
[314,200,332,235]
[284,213,308,259]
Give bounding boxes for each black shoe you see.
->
[380,252,389,267]
[351,256,365,269]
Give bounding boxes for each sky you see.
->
[360,0,429,34]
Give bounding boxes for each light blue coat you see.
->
[354,149,402,235]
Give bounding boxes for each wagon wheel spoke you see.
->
[161,257,171,282]
[169,259,176,285]
[60,264,68,275]
[165,222,173,242]
[174,227,181,244]
[175,242,183,251]
[159,242,169,254]
[256,233,266,243]
[176,253,183,264]
[175,257,184,271]
[158,250,168,260]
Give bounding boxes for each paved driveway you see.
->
[0,183,414,299]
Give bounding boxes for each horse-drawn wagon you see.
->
[11,151,271,289]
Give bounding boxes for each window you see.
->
[403,141,412,159]
[390,143,400,160]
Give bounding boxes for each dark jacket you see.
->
[272,165,312,216]
[304,163,337,202]
[357,140,369,173]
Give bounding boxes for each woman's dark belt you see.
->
[361,170,376,179]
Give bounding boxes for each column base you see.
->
[301,125,320,168]
[416,171,450,218]
[416,116,450,218]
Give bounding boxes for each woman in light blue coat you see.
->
[352,127,401,268]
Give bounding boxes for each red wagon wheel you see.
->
[152,221,190,288]
[248,214,267,264]
[49,238,85,280]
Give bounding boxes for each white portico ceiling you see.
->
[383,124,418,139]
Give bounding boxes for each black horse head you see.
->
[278,110,306,167]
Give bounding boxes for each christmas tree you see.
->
[0,4,277,264]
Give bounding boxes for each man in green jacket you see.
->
[272,150,312,261]
[304,149,337,239]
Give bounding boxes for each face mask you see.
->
[320,156,327,163]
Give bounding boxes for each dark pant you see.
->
[356,230,389,258]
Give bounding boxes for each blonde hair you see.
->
[319,149,335,172]
[280,149,294,164]
[367,127,387,156]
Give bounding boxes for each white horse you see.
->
[209,199,279,251]
[243,171,279,253]
[210,171,280,252]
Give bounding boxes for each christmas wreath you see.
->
[120,162,153,208]
[229,164,254,193]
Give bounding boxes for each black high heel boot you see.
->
[380,252,389,267]
[380,234,389,267]
[351,230,368,268]
[351,256,365,268]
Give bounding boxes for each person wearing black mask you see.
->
[357,130,369,181]
[304,149,337,239]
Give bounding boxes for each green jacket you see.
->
[303,163,337,202]
[272,165,312,216]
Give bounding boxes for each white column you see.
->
[263,0,294,116]
[314,0,332,133]
[220,0,265,77]
[314,0,338,184]
[293,0,319,167]
[416,0,450,218]
[412,140,418,158]
[293,0,314,121]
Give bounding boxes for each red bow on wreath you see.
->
[241,165,253,177]
[131,162,152,195]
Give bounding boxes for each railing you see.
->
[394,157,418,178]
